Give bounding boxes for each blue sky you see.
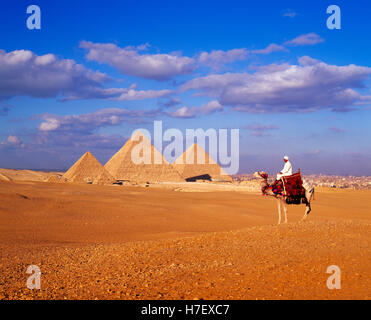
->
[0,0,370,175]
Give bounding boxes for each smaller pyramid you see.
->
[105,131,184,183]
[173,143,232,182]
[45,174,67,183]
[62,151,114,185]
[92,171,115,185]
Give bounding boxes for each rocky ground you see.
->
[1,221,369,300]
[0,180,370,300]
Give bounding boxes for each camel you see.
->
[254,171,315,225]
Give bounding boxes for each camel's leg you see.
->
[283,200,288,223]
[277,198,281,225]
[302,206,310,221]
[302,188,314,221]
[302,202,311,220]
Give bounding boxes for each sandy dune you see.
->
[0,168,63,182]
[0,179,370,300]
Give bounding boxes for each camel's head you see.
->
[253,171,268,180]
[254,171,270,195]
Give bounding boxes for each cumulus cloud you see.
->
[0,135,25,149]
[80,41,196,81]
[29,107,164,154]
[38,108,162,134]
[115,84,171,101]
[39,118,60,131]
[284,33,324,46]
[0,49,128,101]
[199,100,223,114]
[198,49,249,68]
[298,56,321,66]
[181,57,371,113]
[196,33,323,69]
[198,44,287,69]
[6,135,20,144]
[168,106,196,118]
[167,100,223,118]
[250,43,288,54]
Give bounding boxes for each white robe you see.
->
[277,161,292,180]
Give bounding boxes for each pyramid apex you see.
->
[62,150,114,184]
[130,130,151,141]
[83,151,93,156]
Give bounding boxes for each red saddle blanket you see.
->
[282,172,305,197]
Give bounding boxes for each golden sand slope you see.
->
[0,172,11,181]
[0,181,369,300]
[0,168,62,182]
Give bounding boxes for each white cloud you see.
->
[38,118,60,131]
[251,43,288,54]
[298,56,321,66]
[0,49,124,101]
[168,100,223,118]
[0,48,171,102]
[37,108,163,134]
[181,57,371,113]
[7,135,20,144]
[199,100,223,114]
[198,49,249,68]
[198,44,288,69]
[0,135,24,149]
[168,106,196,118]
[284,33,324,46]
[80,41,196,81]
[116,84,172,101]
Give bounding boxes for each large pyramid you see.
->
[104,131,184,183]
[173,143,232,182]
[62,151,114,185]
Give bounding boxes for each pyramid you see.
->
[104,131,184,183]
[45,174,67,183]
[62,151,114,185]
[173,143,232,182]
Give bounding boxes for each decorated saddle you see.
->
[281,170,306,204]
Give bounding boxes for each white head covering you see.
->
[284,155,289,160]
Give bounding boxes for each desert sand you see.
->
[0,172,370,300]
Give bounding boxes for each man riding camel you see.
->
[276,155,292,181]
[275,155,314,202]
